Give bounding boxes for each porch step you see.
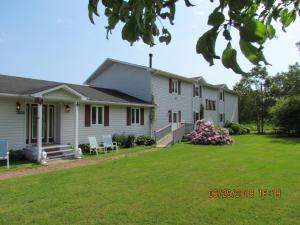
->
[47,153,75,161]
[156,133,173,148]
[46,149,74,155]
[42,145,71,150]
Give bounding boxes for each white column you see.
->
[37,102,43,163]
[74,102,79,150]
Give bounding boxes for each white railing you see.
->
[173,123,186,144]
[154,124,172,142]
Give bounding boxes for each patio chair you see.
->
[102,135,118,152]
[0,140,9,169]
[88,137,106,155]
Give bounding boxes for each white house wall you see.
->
[59,104,151,145]
[88,63,152,102]
[0,98,26,150]
[224,92,239,122]
[151,74,193,130]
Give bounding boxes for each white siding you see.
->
[74,104,150,144]
[224,92,239,122]
[88,63,152,102]
[0,98,26,150]
[202,86,219,125]
[151,75,193,130]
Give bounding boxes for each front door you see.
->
[27,104,55,144]
[172,112,178,131]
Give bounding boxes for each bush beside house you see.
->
[224,121,250,135]
[187,120,233,145]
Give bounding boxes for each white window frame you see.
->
[91,106,103,125]
[172,80,178,94]
[131,108,140,124]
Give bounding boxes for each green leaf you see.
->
[208,11,225,27]
[223,30,232,41]
[266,24,276,39]
[222,42,246,75]
[196,27,219,66]
[184,0,195,7]
[280,9,296,28]
[88,0,99,24]
[239,39,269,66]
[159,28,171,45]
[121,19,139,45]
[240,18,267,43]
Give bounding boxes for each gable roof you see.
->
[0,74,153,106]
[85,58,237,94]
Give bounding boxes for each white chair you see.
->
[88,137,106,155]
[0,140,9,169]
[102,135,118,152]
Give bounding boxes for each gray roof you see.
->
[0,74,152,105]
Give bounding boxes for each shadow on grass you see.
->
[264,134,300,145]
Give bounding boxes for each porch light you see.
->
[16,101,21,112]
[65,104,71,112]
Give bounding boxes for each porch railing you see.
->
[154,124,172,142]
[173,123,186,144]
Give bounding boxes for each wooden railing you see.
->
[173,124,186,144]
[154,124,172,142]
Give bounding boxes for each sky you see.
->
[0,1,299,89]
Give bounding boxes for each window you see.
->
[205,99,216,111]
[92,106,103,125]
[172,80,178,93]
[220,91,223,101]
[195,86,199,96]
[173,112,177,123]
[194,112,200,122]
[199,86,202,98]
[220,113,223,122]
[131,108,140,124]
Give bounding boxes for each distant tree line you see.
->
[234,62,300,134]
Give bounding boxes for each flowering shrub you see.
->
[187,120,233,145]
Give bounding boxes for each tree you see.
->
[233,66,270,133]
[88,0,300,75]
[270,96,300,133]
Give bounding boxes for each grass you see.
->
[0,135,300,225]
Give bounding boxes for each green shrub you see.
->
[9,150,26,162]
[79,144,90,153]
[126,135,136,148]
[113,134,128,147]
[270,96,300,133]
[136,135,155,146]
[224,121,250,135]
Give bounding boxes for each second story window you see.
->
[220,91,224,101]
[169,78,181,95]
[172,80,178,93]
[205,99,216,111]
[195,86,199,96]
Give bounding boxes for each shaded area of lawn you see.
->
[0,135,300,225]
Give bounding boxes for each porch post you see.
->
[74,102,79,150]
[37,101,43,163]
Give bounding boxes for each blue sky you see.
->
[0,1,299,88]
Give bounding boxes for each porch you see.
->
[24,84,87,163]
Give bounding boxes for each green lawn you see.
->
[0,135,300,225]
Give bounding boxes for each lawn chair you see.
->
[0,140,9,169]
[102,135,118,152]
[88,137,106,155]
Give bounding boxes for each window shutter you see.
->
[193,112,196,123]
[223,91,225,101]
[178,110,181,123]
[168,110,172,123]
[205,99,208,110]
[141,108,144,125]
[199,86,202,98]
[104,106,109,126]
[178,81,181,95]
[193,84,195,97]
[169,79,172,93]
[85,104,91,127]
[127,107,131,126]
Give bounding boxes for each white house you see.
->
[0,58,238,162]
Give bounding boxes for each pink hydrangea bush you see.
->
[187,120,233,145]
